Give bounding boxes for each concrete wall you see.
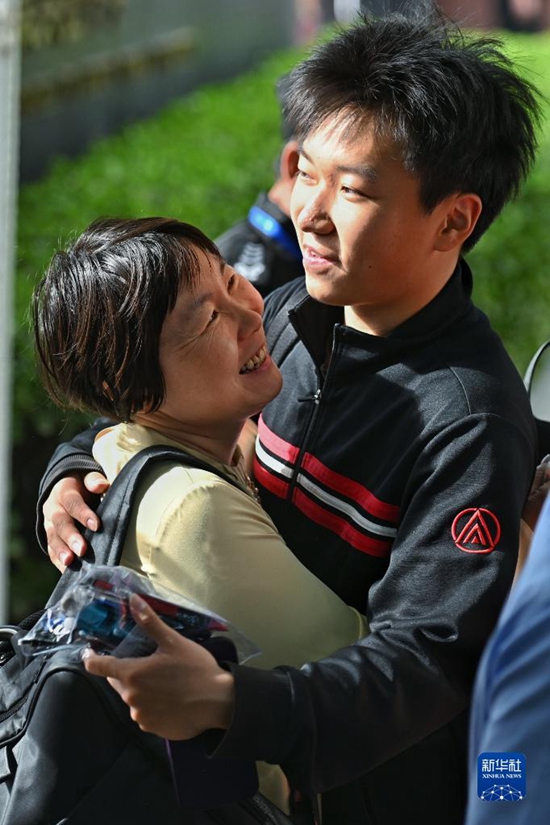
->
[20,0,296,181]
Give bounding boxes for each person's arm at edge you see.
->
[465,499,550,823]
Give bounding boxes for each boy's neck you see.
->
[344,259,459,336]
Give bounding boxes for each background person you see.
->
[37,7,541,823]
[215,75,303,297]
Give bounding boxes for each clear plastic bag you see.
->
[19,564,260,663]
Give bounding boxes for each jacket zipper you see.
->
[284,314,340,503]
[287,379,327,510]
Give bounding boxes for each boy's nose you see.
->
[296,195,333,234]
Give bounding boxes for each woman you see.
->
[33,216,366,811]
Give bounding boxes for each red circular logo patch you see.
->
[451,508,501,554]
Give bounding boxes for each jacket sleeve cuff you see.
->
[211,663,294,764]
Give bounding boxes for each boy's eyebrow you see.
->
[298,144,379,184]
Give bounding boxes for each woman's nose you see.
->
[237,278,263,338]
[240,275,264,314]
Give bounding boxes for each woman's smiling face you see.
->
[154,249,282,443]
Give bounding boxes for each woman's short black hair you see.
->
[33,217,220,421]
[284,4,542,249]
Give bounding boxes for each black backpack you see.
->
[0,446,294,825]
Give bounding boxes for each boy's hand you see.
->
[83,595,235,739]
[44,471,110,570]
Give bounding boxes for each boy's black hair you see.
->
[33,217,220,421]
[284,4,542,249]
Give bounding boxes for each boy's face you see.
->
[291,117,460,335]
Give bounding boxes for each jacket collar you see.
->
[289,259,474,365]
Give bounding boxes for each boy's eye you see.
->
[341,185,365,197]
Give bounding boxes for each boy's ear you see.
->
[269,141,300,218]
[279,140,299,183]
[434,193,482,252]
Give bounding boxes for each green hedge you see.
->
[10,32,550,619]
[469,32,550,369]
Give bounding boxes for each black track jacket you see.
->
[214,261,536,824]
[37,261,536,825]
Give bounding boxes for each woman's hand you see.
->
[83,595,236,740]
[44,471,110,569]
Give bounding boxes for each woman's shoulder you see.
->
[94,422,246,491]
[138,459,280,550]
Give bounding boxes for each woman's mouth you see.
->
[240,346,267,374]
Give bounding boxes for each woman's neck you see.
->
[133,411,241,466]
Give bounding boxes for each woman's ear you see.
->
[434,193,483,252]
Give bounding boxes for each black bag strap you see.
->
[47,445,245,606]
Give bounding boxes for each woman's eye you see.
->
[208,310,219,325]
[297,168,311,180]
[227,274,236,291]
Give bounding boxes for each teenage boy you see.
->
[39,8,541,824]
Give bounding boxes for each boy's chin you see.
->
[305,272,346,307]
